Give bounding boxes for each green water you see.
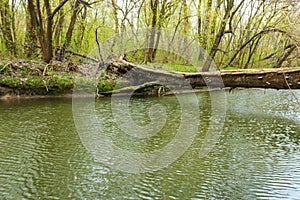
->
[1,89,299,199]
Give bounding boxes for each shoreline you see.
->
[2,60,299,100]
[0,92,74,100]
[2,87,297,100]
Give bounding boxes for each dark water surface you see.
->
[0,89,299,199]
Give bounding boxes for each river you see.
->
[1,89,299,199]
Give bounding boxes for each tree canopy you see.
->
[0,0,299,71]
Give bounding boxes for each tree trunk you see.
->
[202,0,234,72]
[145,0,158,63]
[27,0,69,63]
[54,5,65,47]
[0,0,16,56]
[273,44,296,68]
[202,0,212,49]
[111,0,119,34]
[107,60,300,90]
[42,0,53,63]
[197,0,204,60]
[56,0,80,61]
[25,0,38,58]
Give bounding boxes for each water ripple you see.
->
[1,91,300,199]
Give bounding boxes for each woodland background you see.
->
[0,0,299,71]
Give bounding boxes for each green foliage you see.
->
[162,63,197,72]
[0,71,74,95]
[0,65,7,72]
[97,79,116,92]
[0,0,299,69]
[47,73,73,89]
[147,62,197,72]
[0,77,22,88]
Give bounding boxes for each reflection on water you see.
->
[0,89,299,199]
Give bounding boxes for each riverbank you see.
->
[2,60,300,99]
[0,60,75,97]
[0,60,160,98]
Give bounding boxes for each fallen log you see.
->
[107,60,300,90]
[99,81,162,96]
[186,68,300,90]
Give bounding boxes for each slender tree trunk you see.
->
[0,0,16,56]
[146,0,158,63]
[202,0,234,72]
[152,30,160,61]
[27,0,69,62]
[42,0,53,62]
[244,36,262,69]
[56,0,80,61]
[274,44,296,68]
[111,0,119,34]
[76,7,87,50]
[54,6,65,47]
[202,0,212,49]
[25,0,38,58]
[65,1,80,47]
[197,0,204,60]
[153,0,168,62]
[11,0,16,54]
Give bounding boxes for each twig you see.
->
[43,80,49,92]
[283,72,300,105]
[64,49,98,62]
[43,64,48,76]
[0,63,8,72]
[95,28,104,64]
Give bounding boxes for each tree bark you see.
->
[56,0,80,61]
[0,0,16,56]
[43,0,53,63]
[108,60,300,90]
[145,0,158,63]
[54,3,65,47]
[27,0,69,63]
[25,0,38,58]
[111,0,119,34]
[202,0,234,72]
[273,44,296,68]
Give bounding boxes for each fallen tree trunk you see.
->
[186,68,300,89]
[99,82,162,96]
[108,60,300,90]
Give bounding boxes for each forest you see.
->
[1,1,300,198]
[0,0,300,95]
